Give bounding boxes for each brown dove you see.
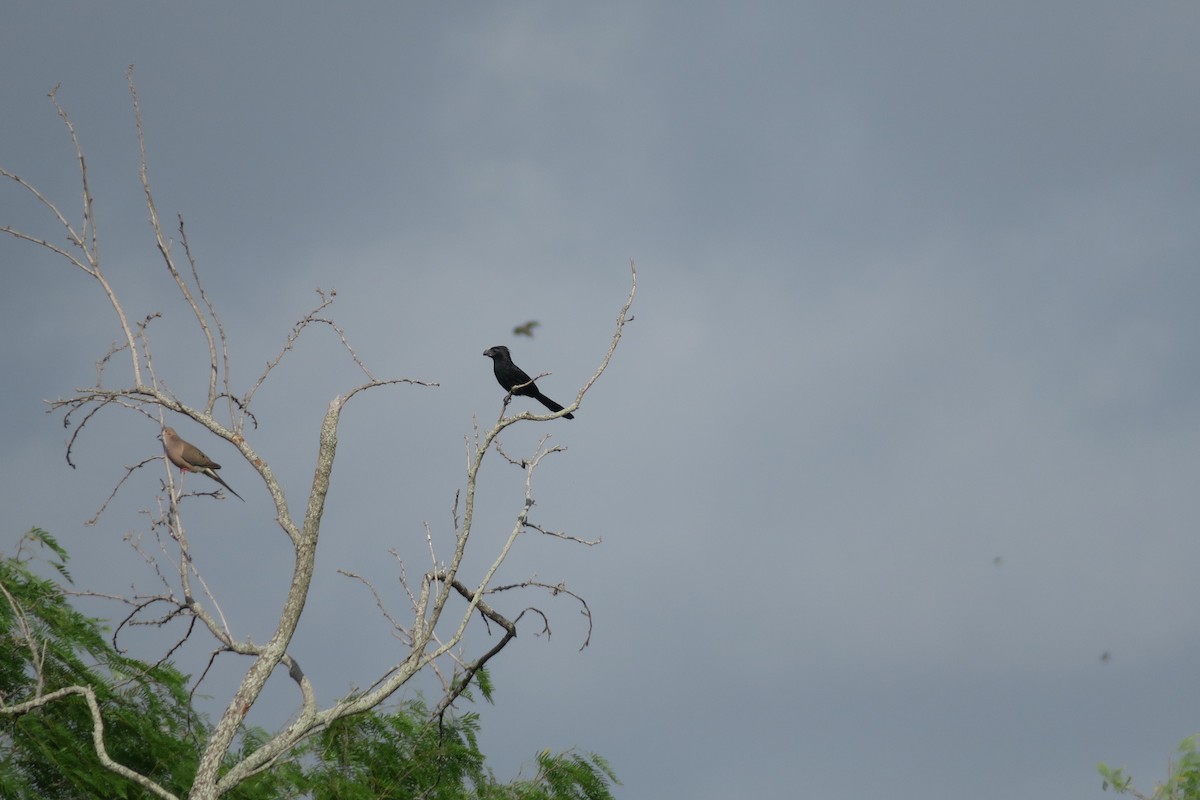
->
[160,426,244,501]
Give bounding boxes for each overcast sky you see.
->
[3,3,1199,799]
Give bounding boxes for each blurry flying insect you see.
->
[512,320,540,337]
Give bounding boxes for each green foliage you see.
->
[294,701,486,800]
[1100,736,1200,800]
[293,700,619,800]
[0,529,208,798]
[517,750,620,800]
[474,664,495,705]
[0,533,617,799]
[1099,763,1135,795]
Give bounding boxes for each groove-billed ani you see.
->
[482,345,575,419]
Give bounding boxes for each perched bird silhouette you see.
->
[482,345,574,419]
[512,320,540,337]
[160,426,245,501]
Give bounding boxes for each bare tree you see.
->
[0,71,636,800]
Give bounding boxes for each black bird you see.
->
[482,345,574,419]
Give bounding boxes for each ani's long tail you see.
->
[534,391,575,420]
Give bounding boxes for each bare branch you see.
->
[524,521,602,546]
[48,82,98,259]
[0,222,92,272]
[240,290,419,424]
[337,568,412,644]
[490,578,594,650]
[178,215,234,419]
[569,259,637,415]
[129,69,218,406]
[242,290,335,414]
[1,105,142,388]
[427,577,518,721]
[85,456,158,526]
